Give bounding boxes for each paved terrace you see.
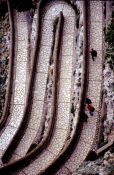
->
[56,1,103,174]
[0,12,28,161]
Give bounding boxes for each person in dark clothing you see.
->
[85,98,92,105]
[91,48,97,61]
[85,97,95,116]
[87,104,95,116]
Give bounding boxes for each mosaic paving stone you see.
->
[58,78,72,103]
[16,12,27,22]
[48,128,68,156]
[41,19,53,34]
[14,83,26,104]
[56,166,71,175]
[33,74,47,101]
[15,61,27,84]
[56,102,70,130]
[90,22,103,51]
[0,125,17,150]
[36,45,51,73]
[17,43,28,61]
[65,141,91,172]
[28,100,44,131]
[24,150,55,175]
[63,17,75,34]
[35,73,47,87]
[89,63,102,81]
[14,128,36,157]
[87,80,102,109]
[60,55,73,79]
[41,31,53,46]
[9,105,25,128]
[44,3,64,20]
[0,149,4,164]
[63,4,75,17]
[90,1,103,22]
[62,34,74,50]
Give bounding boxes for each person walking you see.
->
[91,48,97,61]
[85,98,92,105]
[85,97,95,116]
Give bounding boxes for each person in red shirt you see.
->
[85,98,95,116]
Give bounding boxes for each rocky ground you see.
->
[0,12,10,119]
[103,63,114,143]
[69,1,83,139]
[76,150,114,175]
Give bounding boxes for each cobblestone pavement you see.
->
[0,12,28,162]
[14,1,76,174]
[10,14,52,159]
[56,1,103,174]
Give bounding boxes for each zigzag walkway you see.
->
[56,1,103,174]
[0,11,28,162]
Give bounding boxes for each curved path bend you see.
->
[24,3,76,175]
[56,1,103,174]
[15,2,76,174]
[0,11,28,162]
